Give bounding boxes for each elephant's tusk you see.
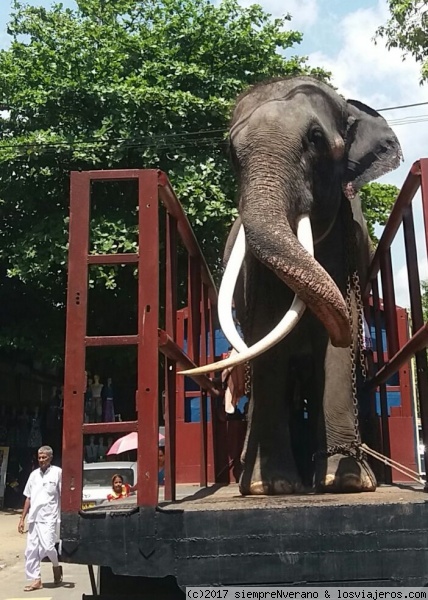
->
[217,223,248,353]
[179,215,313,377]
[295,213,314,257]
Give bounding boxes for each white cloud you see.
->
[307,0,428,307]
[307,0,426,185]
[239,0,319,29]
[283,0,319,29]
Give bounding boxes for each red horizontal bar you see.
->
[365,161,421,297]
[85,335,139,347]
[157,171,217,306]
[82,421,138,435]
[84,169,145,181]
[367,323,428,389]
[88,253,138,265]
[158,329,220,396]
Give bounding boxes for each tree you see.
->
[0,0,400,364]
[359,182,400,243]
[422,280,428,323]
[376,1,428,82]
[0,0,329,362]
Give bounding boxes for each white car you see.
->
[81,461,137,509]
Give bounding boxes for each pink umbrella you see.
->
[106,431,165,456]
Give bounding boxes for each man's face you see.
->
[158,449,165,469]
[38,451,51,471]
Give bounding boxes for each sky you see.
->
[1,0,427,307]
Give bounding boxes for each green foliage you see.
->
[0,0,330,362]
[422,280,428,323]
[359,182,400,243]
[376,1,428,82]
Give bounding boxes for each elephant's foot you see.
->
[239,463,303,495]
[240,479,303,495]
[315,453,377,493]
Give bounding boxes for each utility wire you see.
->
[0,102,427,153]
[2,99,427,114]
[377,101,428,112]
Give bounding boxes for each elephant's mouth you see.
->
[180,214,316,376]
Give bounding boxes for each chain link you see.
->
[342,197,368,450]
[314,442,364,461]
[241,198,367,457]
[345,275,361,445]
[244,362,251,396]
[242,255,254,396]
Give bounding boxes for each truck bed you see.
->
[82,481,428,511]
[61,483,428,589]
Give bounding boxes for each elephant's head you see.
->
[180,76,402,376]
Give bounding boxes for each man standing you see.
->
[18,445,63,592]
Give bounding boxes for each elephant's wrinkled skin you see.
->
[225,76,402,494]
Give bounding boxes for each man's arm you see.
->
[18,497,31,534]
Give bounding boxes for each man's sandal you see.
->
[24,580,43,592]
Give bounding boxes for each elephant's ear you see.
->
[344,99,403,198]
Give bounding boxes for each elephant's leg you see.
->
[239,347,303,495]
[314,341,376,493]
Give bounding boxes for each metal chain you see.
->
[241,199,368,457]
[314,441,364,461]
[330,198,368,453]
[244,362,251,396]
[345,274,362,445]
[242,255,254,397]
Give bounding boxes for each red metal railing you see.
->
[365,159,428,486]
[62,160,428,514]
[62,169,219,513]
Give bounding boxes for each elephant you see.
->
[181,75,402,494]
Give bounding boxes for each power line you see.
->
[0,102,427,153]
[377,101,428,112]
[0,136,228,153]
[2,100,427,114]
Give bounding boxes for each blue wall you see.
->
[184,317,402,421]
[184,327,247,423]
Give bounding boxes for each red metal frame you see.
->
[172,306,218,485]
[62,158,428,514]
[62,169,219,513]
[365,159,428,485]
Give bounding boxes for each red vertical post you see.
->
[420,158,428,259]
[380,249,400,359]
[413,159,428,487]
[199,283,209,487]
[137,171,159,507]
[187,256,201,362]
[208,298,221,483]
[165,214,177,339]
[164,214,177,502]
[193,259,204,484]
[372,278,392,484]
[403,206,425,333]
[62,172,90,512]
[176,311,186,422]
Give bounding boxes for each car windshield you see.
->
[83,468,134,487]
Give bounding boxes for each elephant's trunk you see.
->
[240,146,351,348]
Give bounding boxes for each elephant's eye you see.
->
[308,127,325,148]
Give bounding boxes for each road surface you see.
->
[0,558,93,600]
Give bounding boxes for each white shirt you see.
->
[23,465,62,524]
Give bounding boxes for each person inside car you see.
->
[107,474,137,501]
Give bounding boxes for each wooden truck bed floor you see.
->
[61,483,428,590]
